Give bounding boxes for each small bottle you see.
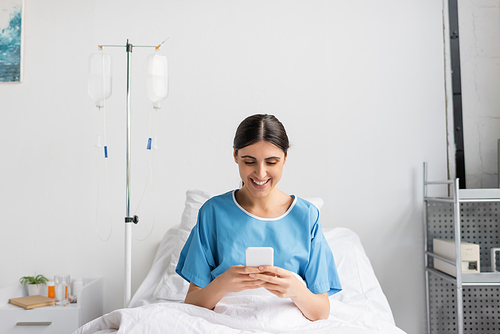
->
[71,279,83,303]
[47,281,55,299]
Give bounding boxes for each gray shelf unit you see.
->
[423,163,500,334]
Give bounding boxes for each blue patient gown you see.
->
[175,190,342,296]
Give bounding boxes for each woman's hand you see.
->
[185,265,330,321]
[184,265,265,310]
[250,266,330,321]
[249,266,304,298]
[216,265,267,294]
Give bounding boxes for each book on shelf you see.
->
[9,295,55,309]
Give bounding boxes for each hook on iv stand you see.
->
[125,215,139,224]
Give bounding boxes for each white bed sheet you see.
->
[74,190,407,334]
[74,226,406,334]
[75,289,404,334]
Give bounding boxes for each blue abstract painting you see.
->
[0,0,23,82]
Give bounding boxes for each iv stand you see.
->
[98,39,162,307]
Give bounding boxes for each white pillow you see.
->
[153,189,214,300]
[154,190,324,301]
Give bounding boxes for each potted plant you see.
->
[19,273,49,296]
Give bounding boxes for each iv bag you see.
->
[88,52,112,108]
[146,52,168,109]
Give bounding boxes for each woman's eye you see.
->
[243,160,277,166]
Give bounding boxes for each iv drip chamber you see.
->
[88,52,112,108]
[146,52,168,109]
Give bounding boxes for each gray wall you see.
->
[458,0,500,188]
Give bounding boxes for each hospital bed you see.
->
[74,189,407,334]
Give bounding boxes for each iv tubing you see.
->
[94,47,113,242]
[94,107,113,242]
[133,108,157,241]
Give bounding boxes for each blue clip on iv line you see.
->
[147,138,152,150]
[104,146,108,158]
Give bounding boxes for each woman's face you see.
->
[234,140,286,199]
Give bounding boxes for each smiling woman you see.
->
[175,114,342,321]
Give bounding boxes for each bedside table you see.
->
[0,278,103,334]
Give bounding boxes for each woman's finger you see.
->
[258,265,290,277]
[234,265,264,274]
[249,273,281,284]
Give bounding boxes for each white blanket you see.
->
[75,288,405,334]
[74,227,407,333]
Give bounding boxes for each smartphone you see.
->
[245,247,274,267]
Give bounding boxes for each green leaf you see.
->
[19,273,49,286]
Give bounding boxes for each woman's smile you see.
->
[250,178,270,187]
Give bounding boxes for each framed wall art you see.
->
[0,0,24,83]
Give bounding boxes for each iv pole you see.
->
[97,39,162,307]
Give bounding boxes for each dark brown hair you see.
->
[233,114,290,157]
